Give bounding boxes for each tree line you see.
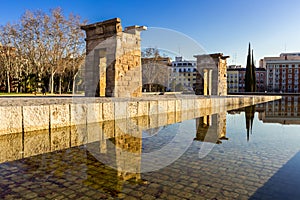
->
[0,8,86,94]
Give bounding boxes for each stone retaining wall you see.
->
[0,95,281,135]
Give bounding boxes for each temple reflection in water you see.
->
[0,96,299,196]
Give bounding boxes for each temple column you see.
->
[203,69,208,96]
[209,69,213,96]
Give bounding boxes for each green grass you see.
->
[0,92,84,96]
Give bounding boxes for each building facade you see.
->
[260,53,300,93]
[169,56,197,92]
[227,65,240,93]
[226,65,266,93]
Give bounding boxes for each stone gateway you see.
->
[81,18,147,97]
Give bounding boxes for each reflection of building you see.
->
[229,96,300,125]
[195,112,228,144]
[263,96,300,124]
[260,53,300,93]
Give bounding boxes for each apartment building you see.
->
[227,65,240,93]
[169,56,197,91]
[227,65,266,93]
[260,53,300,93]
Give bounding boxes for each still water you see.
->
[0,97,300,200]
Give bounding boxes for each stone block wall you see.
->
[0,95,281,136]
[218,57,228,96]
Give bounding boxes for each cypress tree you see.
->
[245,43,253,92]
[251,49,257,92]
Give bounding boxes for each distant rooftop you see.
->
[280,52,300,57]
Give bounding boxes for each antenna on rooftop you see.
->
[284,43,287,52]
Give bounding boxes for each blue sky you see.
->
[1,0,300,65]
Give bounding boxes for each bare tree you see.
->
[0,23,19,93]
[0,7,86,94]
[142,48,170,92]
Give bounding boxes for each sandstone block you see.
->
[138,101,149,116]
[50,104,70,129]
[103,102,115,121]
[0,106,22,135]
[115,101,127,119]
[70,104,87,126]
[23,105,49,132]
[127,101,138,118]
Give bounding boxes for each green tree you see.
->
[251,49,256,92]
[245,43,256,92]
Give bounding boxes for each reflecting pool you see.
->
[0,96,300,199]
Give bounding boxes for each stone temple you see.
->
[82,18,229,97]
[194,53,229,96]
[81,18,146,97]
